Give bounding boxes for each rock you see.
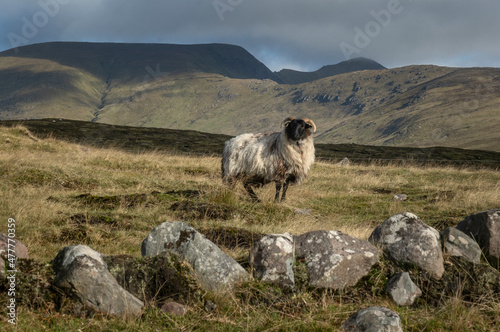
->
[204,300,217,313]
[442,227,481,264]
[386,272,422,306]
[456,209,500,268]
[341,306,403,332]
[160,301,187,316]
[104,253,201,304]
[295,230,379,290]
[0,233,29,259]
[249,233,295,290]
[294,208,312,215]
[369,212,444,279]
[337,157,351,166]
[393,194,407,201]
[141,221,250,292]
[52,245,144,317]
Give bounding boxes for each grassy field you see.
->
[0,125,499,331]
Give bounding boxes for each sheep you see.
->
[221,117,316,202]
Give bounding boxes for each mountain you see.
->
[1,42,499,152]
[275,57,386,84]
[0,42,281,82]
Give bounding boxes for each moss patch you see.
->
[104,252,202,307]
[170,200,235,220]
[198,226,264,250]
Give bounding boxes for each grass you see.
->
[0,125,499,331]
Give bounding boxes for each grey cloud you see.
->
[1,0,499,71]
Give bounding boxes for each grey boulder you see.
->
[442,227,481,264]
[456,209,500,268]
[249,233,294,290]
[369,212,444,279]
[386,272,422,306]
[295,230,379,290]
[52,245,143,317]
[141,221,250,292]
[341,306,403,332]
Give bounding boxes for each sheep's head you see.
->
[282,117,316,142]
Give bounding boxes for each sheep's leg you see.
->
[244,182,260,202]
[274,182,282,202]
[280,180,290,202]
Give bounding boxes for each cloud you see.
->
[1,0,499,71]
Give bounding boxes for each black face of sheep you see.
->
[221,117,316,203]
[284,118,315,142]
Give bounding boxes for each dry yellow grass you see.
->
[1,125,500,261]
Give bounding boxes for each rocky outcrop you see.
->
[52,245,143,317]
[369,212,444,279]
[295,230,379,290]
[341,306,403,332]
[442,227,481,264]
[386,272,422,306]
[249,233,295,290]
[456,209,500,268]
[141,221,250,292]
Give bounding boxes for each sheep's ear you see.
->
[303,119,316,133]
[282,117,295,127]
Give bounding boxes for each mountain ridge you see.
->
[0,41,282,82]
[0,42,499,152]
[275,57,386,84]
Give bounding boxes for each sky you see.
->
[1,0,500,72]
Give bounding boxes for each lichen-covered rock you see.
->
[141,221,250,292]
[442,227,481,264]
[104,252,201,304]
[0,233,29,259]
[341,306,403,332]
[369,212,444,279]
[295,230,379,290]
[386,272,422,306]
[249,233,294,290]
[456,209,500,268]
[52,245,143,317]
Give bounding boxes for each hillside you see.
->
[0,42,499,152]
[1,118,500,168]
[275,57,386,84]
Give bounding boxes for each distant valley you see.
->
[1,42,499,151]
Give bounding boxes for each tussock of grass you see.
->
[1,126,499,330]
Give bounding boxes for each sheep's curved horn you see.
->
[282,117,295,127]
[303,118,316,133]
